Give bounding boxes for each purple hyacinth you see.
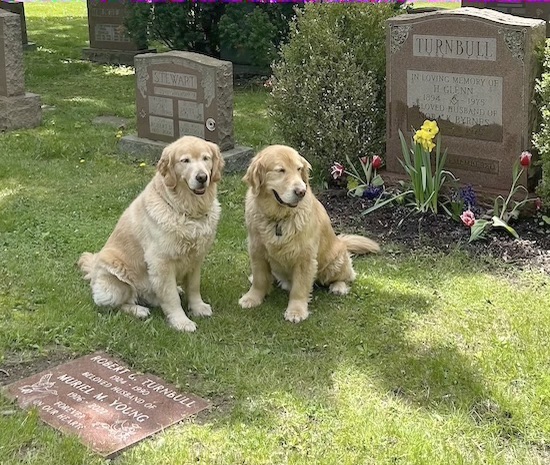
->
[460,185,477,209]
[362,185,383,200]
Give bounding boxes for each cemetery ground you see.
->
[1,2,550,464]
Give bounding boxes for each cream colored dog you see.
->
[239,145,380,323]
[78,136,225,332]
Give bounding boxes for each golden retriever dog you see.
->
[78,136,225,332]
[239,145,380,323]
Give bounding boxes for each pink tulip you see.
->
[360,156,369,166]
[535,197,542,211]
[330,162,345,180]
[460,210,476,228]
[372,155,383,170]
[520,151,532,167]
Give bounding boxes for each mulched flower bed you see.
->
[318,188,550,274]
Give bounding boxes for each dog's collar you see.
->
[272,190,298,209]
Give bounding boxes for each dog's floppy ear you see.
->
[208,141,225,183]
[157,145,177,189]
[299,155,312,185]
[243,151,265,195]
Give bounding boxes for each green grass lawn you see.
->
[1,2,550,464]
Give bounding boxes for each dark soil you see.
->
[318,188,550,274]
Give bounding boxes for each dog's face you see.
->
[243,145,311,208]
[157,136,225,194]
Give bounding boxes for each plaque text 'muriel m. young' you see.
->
[386,8,545,191]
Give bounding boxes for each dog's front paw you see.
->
[284,301,309,323]
[239,290,264,308]
[167,314,197,332]
[329,281,349,295]
[190,301,212,317]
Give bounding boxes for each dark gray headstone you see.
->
[83,0,155,66]
[0,9,41,130]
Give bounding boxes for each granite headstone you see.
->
[0,10,41,131]
[462,1,550,38]
[386,8,545,192]
[0,0,34,49]
[119,51,253,172]
[83,0,155,66]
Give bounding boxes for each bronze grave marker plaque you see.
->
[2,352,209,457]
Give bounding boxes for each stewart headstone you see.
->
[0,10,41,131]
[385,8,545,193]
[82,0,155,66]
[2,352,209,458]
[119,51,253,172]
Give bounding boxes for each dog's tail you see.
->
[339,234,380,255]
[78,252,96,281]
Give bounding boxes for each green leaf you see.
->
[371,174,384,187]
[347,178,359,191]
[350,185,366,198]
[469,219,490,242]
[542,215,550,225]
[491,216,519,239]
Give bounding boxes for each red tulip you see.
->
[372,155,383,170]
[535,197,542,211]
[460,210,476,228]
[520,151,532,167]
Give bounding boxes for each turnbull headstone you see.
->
[119,51,253,172]
[82,0,155,66]
[0,0,34,49]
[2,352,209,458]
[386,8,545,192]
[0,10,41,131]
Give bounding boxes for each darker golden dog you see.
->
[239,145,380,322]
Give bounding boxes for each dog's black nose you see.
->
[294,187,306,198]
[196,173,208,184]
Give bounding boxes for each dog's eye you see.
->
[203,156,210,161]
[277,168,286,173]
[181,158,190,163]
[297,167,303,172]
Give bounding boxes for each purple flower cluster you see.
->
[362,185,383,200]
[459,185,476,209]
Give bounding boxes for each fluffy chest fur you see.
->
[246,194,319,267]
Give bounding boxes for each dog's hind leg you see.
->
[320,250,356,296]
[90,253,151,320]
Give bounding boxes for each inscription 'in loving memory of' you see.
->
[407,70,503,127]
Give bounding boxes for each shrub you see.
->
[126,3,225,57]
[271,3,403,174]
[534,39,550,207]
[219,3,296,70]
[126,3,296,67]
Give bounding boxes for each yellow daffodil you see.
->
[413,127,436,153]
[420,119,439,137]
